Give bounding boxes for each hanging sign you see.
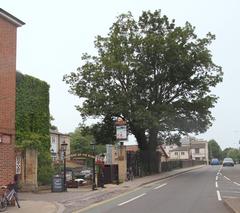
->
[116,125,127,140]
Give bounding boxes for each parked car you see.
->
[211,158,220,165]
[74,178,87,186]
[223,157,234,167]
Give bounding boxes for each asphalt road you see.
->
[77,165,240,213]
[218,164,240,199]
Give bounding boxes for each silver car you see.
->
[223,157,234,167]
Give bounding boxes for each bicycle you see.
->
[0,184,20,212]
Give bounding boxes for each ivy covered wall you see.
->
[16,72,53,185]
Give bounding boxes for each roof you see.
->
[171,143,206,151]
[171,146,189,152]
[50,129,70,137]
[158,145,169,158]
[190,143,206,149]
[0,8,25,27]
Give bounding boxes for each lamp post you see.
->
[90,139,97,190]
[100,153,105,188]
[61,141,68,191]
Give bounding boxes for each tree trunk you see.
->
[148,128,159,174]
[130,123,160,175]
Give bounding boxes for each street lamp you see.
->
[90,139,97,190]
[61,141,68,191]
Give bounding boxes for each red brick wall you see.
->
[0,17,17,186]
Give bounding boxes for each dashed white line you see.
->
[216,176,218,181]
[154,183,167,190]
[216,181,218,188]
[118,193,146,206]
[217,190,222,201]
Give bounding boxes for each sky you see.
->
[1,0,240,149]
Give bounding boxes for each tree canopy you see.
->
[64,10,222,173]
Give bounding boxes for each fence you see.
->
[161,160,205,172]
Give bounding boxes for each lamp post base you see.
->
[92,183,97,190]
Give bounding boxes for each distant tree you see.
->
[64,10,223,173]
[70,128,106,155]
[222,147,232,159]
[222,147,240,162]
[208,139,222,160]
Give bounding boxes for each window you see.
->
[175,152,178,156]
[195,148,199,154]
[181,152,185,155]
[51,136,56,143]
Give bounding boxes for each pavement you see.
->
[220,165,240,213]
[224,198,240,213]
[5,165,210,213]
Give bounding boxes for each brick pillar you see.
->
[0,16,17,186]
[21,149,38,192]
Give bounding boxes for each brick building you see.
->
[0,9,24,186]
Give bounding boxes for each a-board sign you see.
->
[52,176,64,192]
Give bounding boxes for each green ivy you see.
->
[16,72,53,185]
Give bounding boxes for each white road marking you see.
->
[216,176,218,181]
[217,190,222,201]
[216,181,218,188]
[224,176,231,181]
[233,182,240,186]
[118,193,146,206]
[154,183,167,190]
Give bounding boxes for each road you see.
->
[77,165,240,213]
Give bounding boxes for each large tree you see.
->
[64,10,223,173]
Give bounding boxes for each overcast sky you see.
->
[1,0,240,149]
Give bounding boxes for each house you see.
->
[182,136,209,162]
[50,129,70,162]
[162,144,179,158]
[169,136,209,163]
[170,146,190,160]
[156,145,170,162]
[0,8,24,186]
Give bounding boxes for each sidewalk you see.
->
[224,198,240,213]
[5,201,58,213]
[6,165,205,213]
